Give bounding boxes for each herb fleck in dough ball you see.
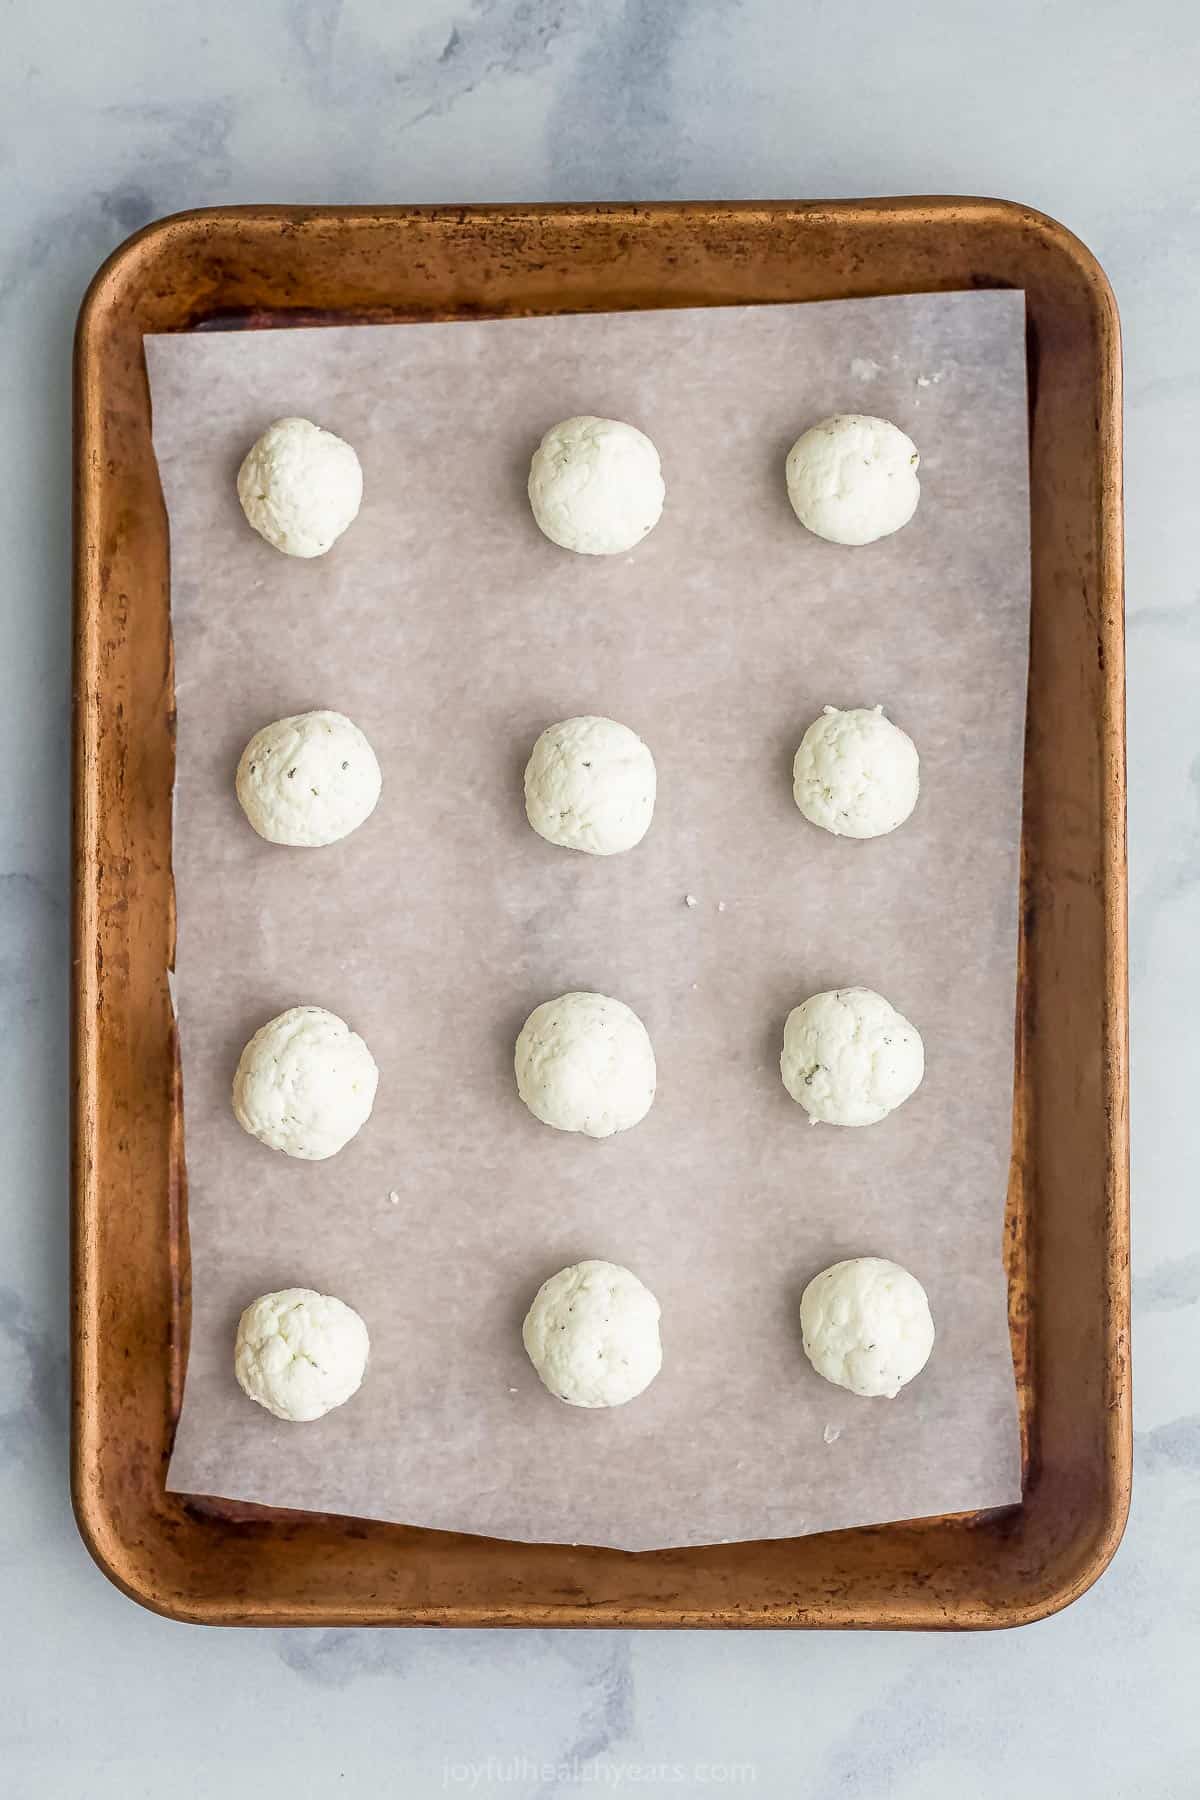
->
[233,1005,379,1160]
[785,414,920,545]
[234,1287,370,1421]
[800,1257,934,1398]
[780,987,924,1127]
[236,710,382,847]
[528,415,665,555]
[514,991,656,1138]
[522,1260,663,1407]
[237,416,363,558]
[793,704,919,839]
[524,715,656,855]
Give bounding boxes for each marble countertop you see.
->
[3,2,1194,1794]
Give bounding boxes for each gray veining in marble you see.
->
[1,1,1197,1793]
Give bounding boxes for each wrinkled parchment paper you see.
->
[149,291,1027,1549]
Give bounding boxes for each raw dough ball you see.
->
[792,704,919,839]
[524,715,656,855]
[236,709,382,847]
[233,1005,379,1160]
[781,987,924,1127]
[522,1259,662,1407]
[785,414,920,545]
[514,991,656,1138]
[235,1287,370,1421]
[800,1257,934,1398]
[528,415,665,555]
[237,416,363,557]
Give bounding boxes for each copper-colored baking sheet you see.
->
[72,199,1129,1627]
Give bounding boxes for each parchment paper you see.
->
[149,291,1028,1550]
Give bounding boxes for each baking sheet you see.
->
[149,291,1027,1551]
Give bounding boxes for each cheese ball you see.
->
[800,1257,934,1398]
[234,1287,370,1421]
[792,704,919,839]
[236,709,382,847]
[524,715,656,855]
[514,991,656,1138]
[522,1260,662,1407]
[528,415,665,555]
[237,416,363,558]
[785,414,920,545]
[233,1005,379,1160]
[781,987,924,1127]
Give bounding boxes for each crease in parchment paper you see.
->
[147,291,1028,1550]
